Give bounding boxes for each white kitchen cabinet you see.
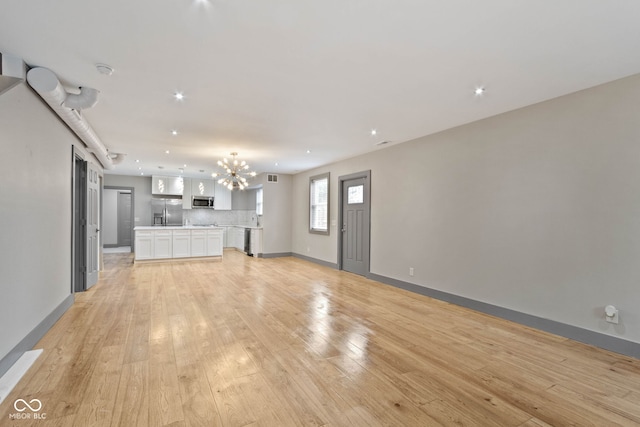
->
[214,182,232,210]
[172,229,191,258]
[232,227,246,252]
[152,175,184,196]
[192,178,215,197]
[250,228,263,256]
[134,227,224,261]
[191,230,207,257]
[135,230,154,260]
[225,226,235,249]
[182,177,192,209]
[221,226,228,248]
[206,229,223,256]
[154,229,173,259]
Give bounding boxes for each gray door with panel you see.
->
[341,174,370,276]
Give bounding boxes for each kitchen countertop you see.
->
[134,225,224,230]
[134,225,262,230]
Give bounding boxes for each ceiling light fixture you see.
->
[174,92,184,101]
[171,130,178,135]
[306,150,311,154]
[371,129,377,136]
[211,152,256,191]
[474,87,485,96]
[165,150,170,154]
[95,63,114,76]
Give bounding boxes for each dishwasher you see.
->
[244,228,253,256]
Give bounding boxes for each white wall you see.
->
[256,173,292,255]
[104,175,152,226]
[103,189,119,245]
[292,73,640,345]
[0,83,101,362]
[232,188,257,211]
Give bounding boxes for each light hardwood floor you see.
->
[2,250,640,426]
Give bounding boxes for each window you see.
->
[348,184,364,204]
[309,173,329,235]
[256,188,263,216]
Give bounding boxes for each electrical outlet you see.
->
[409,267,414,276]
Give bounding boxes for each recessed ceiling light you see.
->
[371,129,377,136]
[174,92,184,101]
[474,87,485,96]
[165,150,170,154]
[306,150,311,154]
[171,130,178,136]
[275,162,279,166]
[138,167,142,170]
[135,159,140,163]
[140,172,144,175]
[183,164,187,168]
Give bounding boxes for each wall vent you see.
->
[267,174,279,183]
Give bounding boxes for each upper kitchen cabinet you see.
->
[191,179,215,197]
[152,175,184,196]
[214,182,232,210]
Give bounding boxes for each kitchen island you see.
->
[134,226,224,262]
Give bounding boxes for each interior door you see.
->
[86,163,100,288]
[341,174,370,276]
[73,155,87,293]
[117,192,132,246]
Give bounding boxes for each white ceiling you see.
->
[2,1,640,178]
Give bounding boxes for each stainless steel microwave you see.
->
[192,196,214,208]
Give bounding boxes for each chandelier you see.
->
[211,152,256,190]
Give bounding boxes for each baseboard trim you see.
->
[259,252,293,259]
[292,253,339,270]
[0,294,74,378]
[0,349,43,405]
[367,273,640,359]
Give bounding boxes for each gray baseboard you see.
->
[367,273,640,359]
[0,294,74,378]
[259,252,293,259]
[292,253,339,270]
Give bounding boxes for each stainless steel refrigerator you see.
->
[151,198,183,226]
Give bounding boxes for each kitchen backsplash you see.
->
[183,209,258,226]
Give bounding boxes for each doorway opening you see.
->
[337,170,371,276]
[103,186,135,253]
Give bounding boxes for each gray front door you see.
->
[340,173,370,276]
[117,192,132,246]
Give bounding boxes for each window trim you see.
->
[309,172,330,235]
